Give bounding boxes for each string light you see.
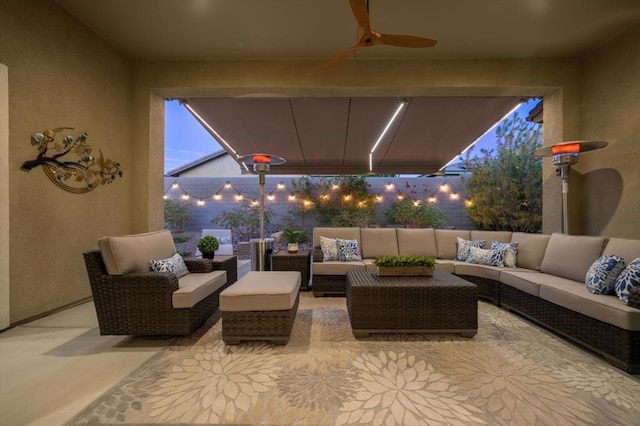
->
[196,199,205,206]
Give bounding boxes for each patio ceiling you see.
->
[55,0,640,174]
[184,96,521,175]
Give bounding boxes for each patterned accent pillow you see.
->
[150,253,189,278]
[585,255,626,295]
[320,236,339,261]
[490,241,519,268]
[337,238,362,262]
[466,246,505,267]
[218,236,232,245]
[456,237,485,261]
[614,258,640,303]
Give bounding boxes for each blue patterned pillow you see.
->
[218,236,232,245]
[466,246,505,266]
[585,255,626,295]
[150,253,189,278]
[614,258,640,303]
[337,238,362,262]
[456,237,485,261]
[320,236,339,261]
[490,241,519,268]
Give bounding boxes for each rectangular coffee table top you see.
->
[346,270,476,289]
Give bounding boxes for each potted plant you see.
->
[282,228,304,253]
[374,255,436,276]
[197,235,219,259]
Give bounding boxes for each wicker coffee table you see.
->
[346,270,478,338]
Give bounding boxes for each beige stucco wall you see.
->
[579,24,640,238]
[0,0,133,323]
[1,63,9,329]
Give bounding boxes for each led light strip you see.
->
[369,100,407,172]
[439,102,522,172]
[181,101,250,172]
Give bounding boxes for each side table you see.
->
[272,250,311,291]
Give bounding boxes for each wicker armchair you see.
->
[83,250,229,336]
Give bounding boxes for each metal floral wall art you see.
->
[21,127,123,194]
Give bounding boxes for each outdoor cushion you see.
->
[150,253,190,278]
[434,229,471,259]
[219,271,301,312]
[499,270,546,297]
[360,228,399,258]
[540,233,606,282]
[435,259,456,273]
[172,270,227,309]
[490,241,519,268]
[98,229,177,275]
[396,228,438,257]
[313,227,360,248]
[337,238,362,261]
[455,237,485,261]
[615,258,640,303]
[313,260,366,275]
[511,232,550,270]
[540,280,640,331]
[454,262,504,281]
[602,238,640,264]
[320,236,339,261]
[471,230,512,244]
[585,255,625,295]
[466,246,504,266]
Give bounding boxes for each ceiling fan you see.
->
[322,0,438,69]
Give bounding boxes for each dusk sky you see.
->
[164,98,540,174]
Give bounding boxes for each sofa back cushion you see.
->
[313,227,361,248]
[98,230,177,275]
[434,230,471,259]
[471,230,512,244]
[360,228,399,258]
[511,232,550,270]
[540,233,606,282]
[397,228,438,257]
[602,238,640,264]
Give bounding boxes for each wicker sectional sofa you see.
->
[311,227,640,373]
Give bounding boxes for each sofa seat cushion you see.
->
[360,228,399,258]
[539,280,640,331]
[435,259,457,273]
[499,270,545,296]
[362,258,377,273]
[98,230,177,275]
[455,263,505,281]
[540,233,606,282]
[313,260,366,275]
[172,270,227,309]
[219,271,301,312]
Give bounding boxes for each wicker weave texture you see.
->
[456,274,500,305]
[272,251,311,291]
[221,296,299,345]
[313,275,348,296]
[500,283,640,374]
[83,250,226,336]
[346,271,477,337]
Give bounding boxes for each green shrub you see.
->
[374,255,436,267]
[384,198,447,228]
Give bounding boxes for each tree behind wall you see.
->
[463,112,543,232]
[164,199,191,232]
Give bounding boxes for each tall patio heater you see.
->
[531,141,607,234]
[239,153,286,271]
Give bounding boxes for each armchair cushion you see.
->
[98,230,176,275]
[150,253,190,278]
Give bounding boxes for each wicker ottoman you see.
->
[219,271,301,345]
[346,270,478,338]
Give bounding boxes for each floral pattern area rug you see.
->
[68,294,640,425]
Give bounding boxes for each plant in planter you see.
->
[197,235,219,259]
[374,255,436,276]
[282,228,304,253]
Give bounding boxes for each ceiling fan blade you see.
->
[349,0,371,31]
[321,46,358,70]
[379,33,438,48]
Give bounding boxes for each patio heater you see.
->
[239,153,286,271]
[531,141,607,234]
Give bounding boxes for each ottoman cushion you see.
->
[220,271,301,312]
